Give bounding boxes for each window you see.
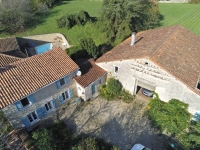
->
[99,79,101,84]
[20,98,30,107]
[45,102,53,111]
[114,66,119,73]
[60,78,65,86]
[59,89,73,105]
[61,91,69,101]
[27,111,38,123]
[145,62,148,65]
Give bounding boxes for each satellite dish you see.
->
[76,71,82,76]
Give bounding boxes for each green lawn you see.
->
[1,2,200,46]
[159,3,200,36]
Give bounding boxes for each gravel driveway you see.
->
[56,97,169,150]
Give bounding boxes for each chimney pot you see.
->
[130,32,136,46]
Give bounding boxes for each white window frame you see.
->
[62,90,70,101]
[114,66,119,74]
[44,101,54,112]
[27,111,38,124]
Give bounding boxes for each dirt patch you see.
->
[56,97,170,150]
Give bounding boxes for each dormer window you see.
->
[20,98,30,107]
[59,78,65,86]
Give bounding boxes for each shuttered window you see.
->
[58,88,73,105]
[15,94,35,111]
[56,75,70,89]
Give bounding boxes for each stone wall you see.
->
[97,59,200,114]
[2,70,78,129]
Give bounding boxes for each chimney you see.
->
[130,32,136,46]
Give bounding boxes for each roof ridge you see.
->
[0,53,22,59]
[7,47,62,66]
[148,25,180,58]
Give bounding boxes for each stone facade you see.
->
[97,59,200,114]
[2,71,78,130]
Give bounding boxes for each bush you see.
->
[189,0,200,4]
[119,89,134,103]
[99,85,115,100]
[56,10,91,29]
[32,121,73,150]
[72,137,119,150]
[148,95,191,136]
[106,78,122,95]
[99,78,122,100]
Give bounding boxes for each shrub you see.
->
[56,10,91,29]
[72,137,119,150]
[189,0,200,4]
[106,78,122,95]
[32,128,56,150]
[99,85,114,100]
[148,95,191,136]
[119,89,134,103]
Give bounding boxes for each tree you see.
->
[0,0,33,34]
[80,38,99,58]
[98,0,160,43]
[32,128,56,150]
[148,95,191,136]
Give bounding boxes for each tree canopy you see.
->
[98,0,160,43]
[0,0,33,34]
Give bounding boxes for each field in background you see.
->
[159,3,200,36]
[1,1,200,46]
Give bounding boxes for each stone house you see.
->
[0,47,79,130]
[0,34,106,130]
[96,25,200,115]
[74,59,107,101]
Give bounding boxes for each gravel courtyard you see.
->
[56,97,170,150]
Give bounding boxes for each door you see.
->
[91,84,96,95]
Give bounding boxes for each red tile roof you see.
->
[0,54,22,67]
[0,47,79,109]
[96,25,200,95]
[74,59,106,88]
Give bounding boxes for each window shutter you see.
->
[36,106,47,119]
[65,76,69,84]
[15,101,23,111]
[27,94,35,104]
[22,117,31,127]
[58,95,64,105]
[52,99,57,108]
[56,81,61,89]
[68,88,73,98]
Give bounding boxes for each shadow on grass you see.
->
[25,9,59,31]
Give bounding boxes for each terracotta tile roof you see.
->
[96,25,200,96]
[74,59,106,88]
[0,54,22,67]
[0,47,79,109]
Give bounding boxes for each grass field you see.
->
[1,1,200,46]
[159,3,200,36]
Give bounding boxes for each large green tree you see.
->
[98,0,160,43]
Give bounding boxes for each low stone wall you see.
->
[23,33,70,50]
